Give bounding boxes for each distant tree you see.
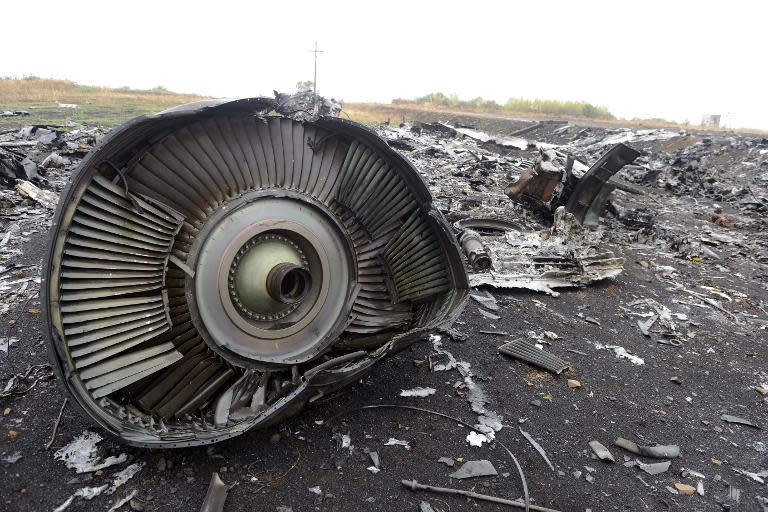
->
[296,80,314,92]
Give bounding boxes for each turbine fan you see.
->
[44,98,467,447]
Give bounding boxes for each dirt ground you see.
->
[1,113,767,512]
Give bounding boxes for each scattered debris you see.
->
[637,460,672,475]
[721,414,761,429]
[0,451,22,464]
[109,462,144,492]
[614,437,680,458]
[449,459,498,479]
[588,441,615,462]
[505,143,639,227]
[0,364,53,398]
[0,336,18,353]
[565,143,641,226]
[429,335,503,442]
[0,110,30,117]
[107,490,138,512]
[727,485,742,504]
[437,456,455,467]
[53,485,108,512]
[595,344,645,365]
[733,467,768,484]
[41,152,69,169]
[3,99,768,512]
[384,438,411,450]
[400,387,437,398]
[332,432,352,450]
[674,483,696,495]
[567,379,582,389]
[419,501,440,512]
[331,403,529,512]
[468,208,624,296]
[15,180,59,209]
[478,308,501,320]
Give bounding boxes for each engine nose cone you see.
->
[230,235,307,316]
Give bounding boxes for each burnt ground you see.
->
[1,115,767,512]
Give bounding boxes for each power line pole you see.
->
[310,41,323,107]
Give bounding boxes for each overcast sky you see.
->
[4,1,765,129]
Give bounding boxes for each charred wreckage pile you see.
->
[1,92,767,509]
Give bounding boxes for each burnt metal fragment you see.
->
[498,339,570,374]
[614,437,680,458]
[588,440,615,462]
[721,414,761,429]
[449,459,498,479]
[566,143,641,226]
[505,150,571,209]
[458,229,492,271]
[43,97,468,447]
[199,472,228,512]
[505,143,640,227]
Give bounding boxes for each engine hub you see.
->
[189,195,354,367]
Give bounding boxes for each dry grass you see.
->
[2,79,764,136]
[0,78,209,127]
[0,78,206,105]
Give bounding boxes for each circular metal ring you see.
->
[189,195,355,367]
[266,263,312,304]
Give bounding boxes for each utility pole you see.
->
[310,41,323,109]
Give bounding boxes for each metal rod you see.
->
[402,479,562,512]
[45,397,68,450]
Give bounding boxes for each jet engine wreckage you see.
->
[43,97,469,447]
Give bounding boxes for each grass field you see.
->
[0,78,208,127]
[341,102,766,135]
[2,78,763,135]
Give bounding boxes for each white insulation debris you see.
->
[54,431,127,473]
[400,387,436,397]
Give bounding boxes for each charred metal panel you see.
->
[565,143,641,226]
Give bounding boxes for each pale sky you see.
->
[4,1,766,129]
